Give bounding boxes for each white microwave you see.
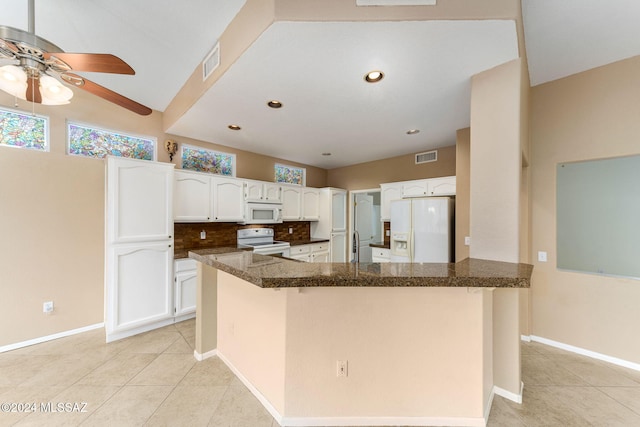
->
[242,202,283,224]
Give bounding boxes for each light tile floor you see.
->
[1,320,639,426]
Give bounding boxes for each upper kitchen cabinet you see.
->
[302,187,320,220]
[282,185,302,220]
[212,177,245,222]
[174,170,212,222]
[245,180,282,203]
[402,180,429,198]
[107,157,174,244]
[428,176,456,196]
[380,182,403,221]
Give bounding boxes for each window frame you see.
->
[0,107,50,152]
[181,144,237,177]
[66,121,157,161]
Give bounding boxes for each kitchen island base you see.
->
[195,263,523,427]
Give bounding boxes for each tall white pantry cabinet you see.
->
[105,157,175,342]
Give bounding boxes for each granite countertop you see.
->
[369,241,390,249]
[288,238,330,246]
[189,248,533,289]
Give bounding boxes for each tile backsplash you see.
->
[174,221,311,252]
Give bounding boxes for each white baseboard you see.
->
[493,382,523,404]
[106,318,175,343]
[520,334,531,342]
[483,387,495,423]
[530,335,640,372]
[193,348,217,361]
[175,312,196,323]
[0,323,104,353]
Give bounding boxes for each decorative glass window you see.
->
[67,122,156,160]
[0,108,48,151]
[181,144,235,176]
[275,163,306,185]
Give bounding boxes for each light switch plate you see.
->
[464,236,470,246]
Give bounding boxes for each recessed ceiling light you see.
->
[406,129,420,135]
[267,100,282,109]
[364,70,384,83]
[322,152,331,156]
[228,124,241,131]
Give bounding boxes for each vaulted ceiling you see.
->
[3,0,639,168]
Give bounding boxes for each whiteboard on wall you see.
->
[557,154,640,279]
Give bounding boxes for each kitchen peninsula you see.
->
[190,248,532,427]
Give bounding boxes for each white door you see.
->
[106,242,173,338]
[331,190,347,231]
[174,170,211,221]
[355,194,374,262]
[107,157,174,243]
[212,177,245,221]
[330,232,347,262]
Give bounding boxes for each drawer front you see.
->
[310,243,328,253]
[290,245,310,255]
[372,248,390,259]
[175,258,197,272]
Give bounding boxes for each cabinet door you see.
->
[282,186,302,220]
[107,157,174,243]
[331,190,347,231]
[380,183,403,221]
[175,270,197,316]
[106,242,173,337]
[244,180,263,202]
[428,176,456,196]
[290,253,311,262]
[302,188,320,220]
[402,179,429,198]
[311,251,330,263]
[330,232,347,262]
[174,170,211,222]
[264,183,282,203]
[372,248,390,263]
[212,177,245,222]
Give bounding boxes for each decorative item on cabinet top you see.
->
[165,139,178,162]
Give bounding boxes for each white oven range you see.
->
[237,228,290,257]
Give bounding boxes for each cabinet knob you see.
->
[169,244,172,247]
[169,235,172,239]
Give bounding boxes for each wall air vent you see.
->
[202,42,220,81]
[356,0,436,6]
[415,150,437,164]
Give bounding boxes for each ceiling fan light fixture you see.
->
[39,74,73,105]
[0,65,27,99]
[364,70,384,83]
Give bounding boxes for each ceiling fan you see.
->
[0,0,151,115]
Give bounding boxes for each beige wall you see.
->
[455,128,470,262]
[327,144,456,190]
[0,88,325,348]
[530,55,640,363]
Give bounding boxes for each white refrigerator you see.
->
[390,197,454,263]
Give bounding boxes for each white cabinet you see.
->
[174,170,211,222]
[371,247,391,263]
[428,176,456,196]
[380,176,456,221]
[174,258,197,320]
[212,177,245,222]
[330,232,347,262]
[402,180,429,198]
[245,181,282,203]
[289,244,311,262]
[331,190,347,231]
[282,185,302,220]
[302,188,320,220]
[105,157,174,342]
[380,183,403,221]
[310,242,330,262]
[107,157,173,244]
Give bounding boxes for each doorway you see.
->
[349,189,381,263]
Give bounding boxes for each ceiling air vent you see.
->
[415,150,437,164]
[202,42,220,81]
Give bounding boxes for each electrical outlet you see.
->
[43,301,54,314]
[200,230,206,240]
[538,251,547,262]
[385,230,390,237]
[288,227,293,234]
[464,236,471,246]
[337,360,348,377]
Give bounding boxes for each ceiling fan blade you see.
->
[44,53,135,75]
[0,38,19,59]
[62,73,151,116]
[26,76,42,103]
